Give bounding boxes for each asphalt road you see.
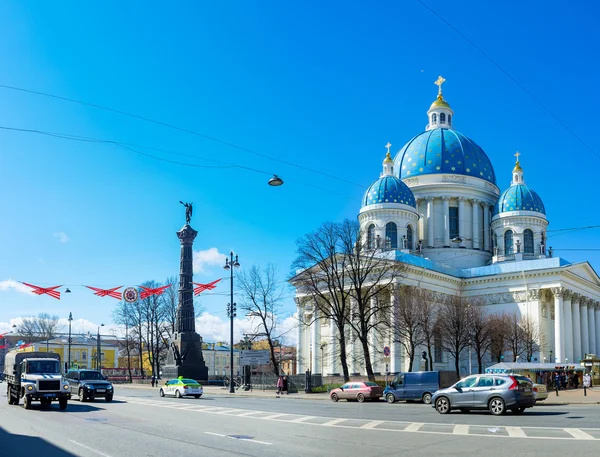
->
[1,385,600,457]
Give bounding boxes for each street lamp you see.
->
[550,350,553,363]
[96,324,104,372]
[224,251,240,393]
[67,312,73,372]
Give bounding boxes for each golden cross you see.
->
[385,142,392,154]
[434,75,446,96]
[514,151,521,162]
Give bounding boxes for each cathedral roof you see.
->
[493,184,546,215]
[361,175,416,208]
[394,128,497,184]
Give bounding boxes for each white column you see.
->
[310,308,320,374]
[390,289,401,373]
[296,304,305,374]
[349,299,358,374]
[581,299,589,356]
[368,297,378,373]
[442,196,450,246]
[563,291,573,363]
[483,204,490,251]
[572,295,582,362]
[552,288,564,362]
[588,304,596,358]
[458,197,465,247]
[595,303,600,357]
[472,199,480,250]
[426,197,434,247]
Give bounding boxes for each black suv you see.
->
[65,369,114,402]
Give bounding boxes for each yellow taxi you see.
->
[159,377,203,399]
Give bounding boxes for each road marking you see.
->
[262,413,290,420]
[236,411,264,417]
[453,424,469,435]
[204,432,272,446]
[289,415,315,423]
[565,428,595,440]
[70,440,113,457]
[205,432,226,437]
[323,418,347,426]
[405,423,424,432]
[505,427,527,438]
[361,420,384,429]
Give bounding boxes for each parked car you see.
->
[64,369,114,402]
[384,371,458,404]
[431,374,535,415]
[533,383,548,402]
[330,382,383,402]
[159,377,203,398]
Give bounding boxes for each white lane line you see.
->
[236,411,264,417]
[203,432,272,446]
[405,423,424,432]
[323,418,347,427]
[289,416,315,423]
[69,440,114,457]
[361,420,384,429]
[218,409,246,415]
[453,424,469,435]
[505,427,527,438]
[565,428,595,440]
[205,432,227,437]
[262,413,290,420]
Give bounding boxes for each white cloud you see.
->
[53,232,70,243]
[0,280,31,294]
[193,247,226,273]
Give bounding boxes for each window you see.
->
[494,378,507,386]
[456,376,477,388]
[524,229,534,254]
[504,230,514,255]
[440,113,446,123]
[448,114,452,125]
[431,113,437,124]
[341,383,351,390]
[367,224,375,249]
[406,225,413,250]
[385,222,398,249]
[449,207,459,239]
[476,377,494,387]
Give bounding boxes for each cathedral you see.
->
[294,77,600,376]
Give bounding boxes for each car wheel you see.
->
[59,398,68,410]
[331,393,339,402]
[489,397,506,416]
[105,395,113,402]
[511,407,526,415]
[422,392,432,404]
[194,395,202,399]
[23,395,31,410]
[79,388,86,402]
[159,388,165,397]
[175,389,182,398]
[435,397,451,414]
[357,393,365,403]
[386,393,395,404]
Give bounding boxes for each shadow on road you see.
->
[453,410,568,417]
[0,426,77,456]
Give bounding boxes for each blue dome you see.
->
[394,128,497,185]
[361,175,416,208]
[493,184,546,216]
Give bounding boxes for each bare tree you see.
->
[440,295,471,377]
[394,286,424,372]
[506,312,526,361]
[489,313,511,363]
[237,264,286,376]
[519,314,541,362]
[468,301,492,374]
[17,313,62,343]
[112,301,135,382]
[417,290,440,371]
[162,276,179,335]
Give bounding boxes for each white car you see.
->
[533,383,548,402]
[159,377,203,398]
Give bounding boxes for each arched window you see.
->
[447,114,452,125]
[367,224,376,249]
[431,113,437,124]
[523,229,534,254]
[440,113,446,124]
[504,229,514,255]
[406,225,414,250]
[385,222,398,249]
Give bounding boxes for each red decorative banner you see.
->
[139,284,171,300]
[20,282,62,300]
[85,286,123,300]
[0,345,7,349]
[16,343,31,349]
[192,278,222,296]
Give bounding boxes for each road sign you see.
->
[383,346,390,357]
[240,350,270,366]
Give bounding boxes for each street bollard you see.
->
[555,384,559,396]
[584,385,587,396]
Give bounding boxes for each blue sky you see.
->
[1,1,599,343]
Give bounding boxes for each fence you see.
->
[248,373,322,392]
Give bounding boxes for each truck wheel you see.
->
[386,393,395,404]
[422,392,432,404]
[59,398,68,410]
[23,395,32,410]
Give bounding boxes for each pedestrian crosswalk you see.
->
[120,396,600,441]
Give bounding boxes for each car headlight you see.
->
[63,384,69,390]
[27,385,34,391]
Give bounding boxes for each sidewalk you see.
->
[539,387,600,405]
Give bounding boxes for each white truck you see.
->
[4,350,70,409]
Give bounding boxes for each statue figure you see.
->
[180,201,193,225]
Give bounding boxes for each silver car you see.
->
[431,374,535,415]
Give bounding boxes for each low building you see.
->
[202,342,241,377]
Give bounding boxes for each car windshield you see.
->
[364,382,378,387]
[27,360,60,374]
[181,379,198,385]
[80,371,105,381]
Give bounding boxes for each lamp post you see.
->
[96,324,104,372]
[550,350,553,363]
[67,312,73,372]
[224,251,240,393]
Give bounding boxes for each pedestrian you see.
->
[276,375,283,396]
[151,375,156,387]
[282,375,289,395]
